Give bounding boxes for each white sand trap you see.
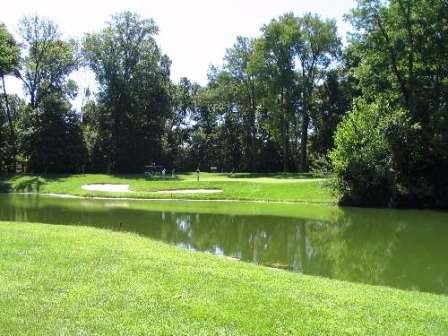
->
[82,184,130,192]
[155,189,222,194]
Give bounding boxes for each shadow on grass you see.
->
[0,175,12,192]
[13,176,46,192]
[227,172,320,179]
[177,172,320,178]
[113,174,180,182]
[0,174,74,193]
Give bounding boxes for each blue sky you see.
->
[2,0,356,108]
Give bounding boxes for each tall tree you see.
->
[0,95,24,172]
[83,12,171,173]
[0,23,21,171]
[332,0,448,207]
[250,13,300,172]
[17,16,78,109]
[310,69,351,157]
[295,13,341,171]
[17,93,86,173]
[0,23,20,140]
[14,15,85,173]
[164,77,200,169]
[224,36,259,171]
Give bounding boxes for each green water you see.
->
[1,194,447,295]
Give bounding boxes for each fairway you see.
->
[0,173,335,203]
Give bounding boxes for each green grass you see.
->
[0,222,447,335]
[0,173,335,203]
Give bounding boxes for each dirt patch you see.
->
[155,189,222,194]
[82,184,130,192]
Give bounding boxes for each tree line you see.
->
[1,0,447,208]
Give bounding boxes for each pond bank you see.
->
[1,221,447,335]
[4,191,334,205]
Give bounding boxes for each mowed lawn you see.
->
[0,173,335,203]
[1,222,447,335]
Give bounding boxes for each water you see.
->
[1,194,447,295]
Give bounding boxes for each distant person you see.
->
[162,168,166,176]
[196,167,200,181]
[231,168,235,177]
[171,168,175,178]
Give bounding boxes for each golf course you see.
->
[1,0,448,333]
[1,173,448,335]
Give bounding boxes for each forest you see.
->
[0,0,447,208]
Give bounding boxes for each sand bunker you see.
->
[155,189,222,194]
[82,184,130,192]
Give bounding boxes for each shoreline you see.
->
[2,191,336,206]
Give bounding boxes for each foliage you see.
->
[17,94,86,173]
[310,69,352,156]
[331,99,394,206]
[1,12,349,179]
[0,23,21,171]
[17,16,79,108]
[185,13,341,173]
[0,23,20,77]
[3,5,446,208]
[82,12,171,173]
[163,78,200,170]
[332,0,448,208]
[295,13,341,171]
[11,16,86,174]
[0,95,25,172]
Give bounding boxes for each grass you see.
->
[1,221,447,335]
[0,173,335,203]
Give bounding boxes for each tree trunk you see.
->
[1,76,14,137]
[1,75,17,172]
[283,117,288,172]
[281,89,288,172]
[250,88,257,172]
[113,105,121,173]
[300,96,310,172]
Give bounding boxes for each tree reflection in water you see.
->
[0,195,447,294]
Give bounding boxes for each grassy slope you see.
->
[0,173,335,203]
[1,222,447,335]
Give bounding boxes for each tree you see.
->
[247,13,340,172]
[189,78,220,170]
[0,23,20,140]
[0,95,25,172]
[310,69,352,157]
[330,98,394,206]
[83,12,171,173]
[249,13,300,172]
[295,14,341,171]
[332,0,448,208]
[17,16,78,109]
[14,15,85,173]
[207,69,243,171]
[163,77,200,170]
[0,23,21,171]
[17,93,86,173]
[224,36,259,171]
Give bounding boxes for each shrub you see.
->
[330,100,394,206]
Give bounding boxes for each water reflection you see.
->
[0,195,447,295]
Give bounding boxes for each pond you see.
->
[1,194,447,295]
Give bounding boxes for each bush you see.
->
[330,100,394,206]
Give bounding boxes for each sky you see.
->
[1,0,356,109]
